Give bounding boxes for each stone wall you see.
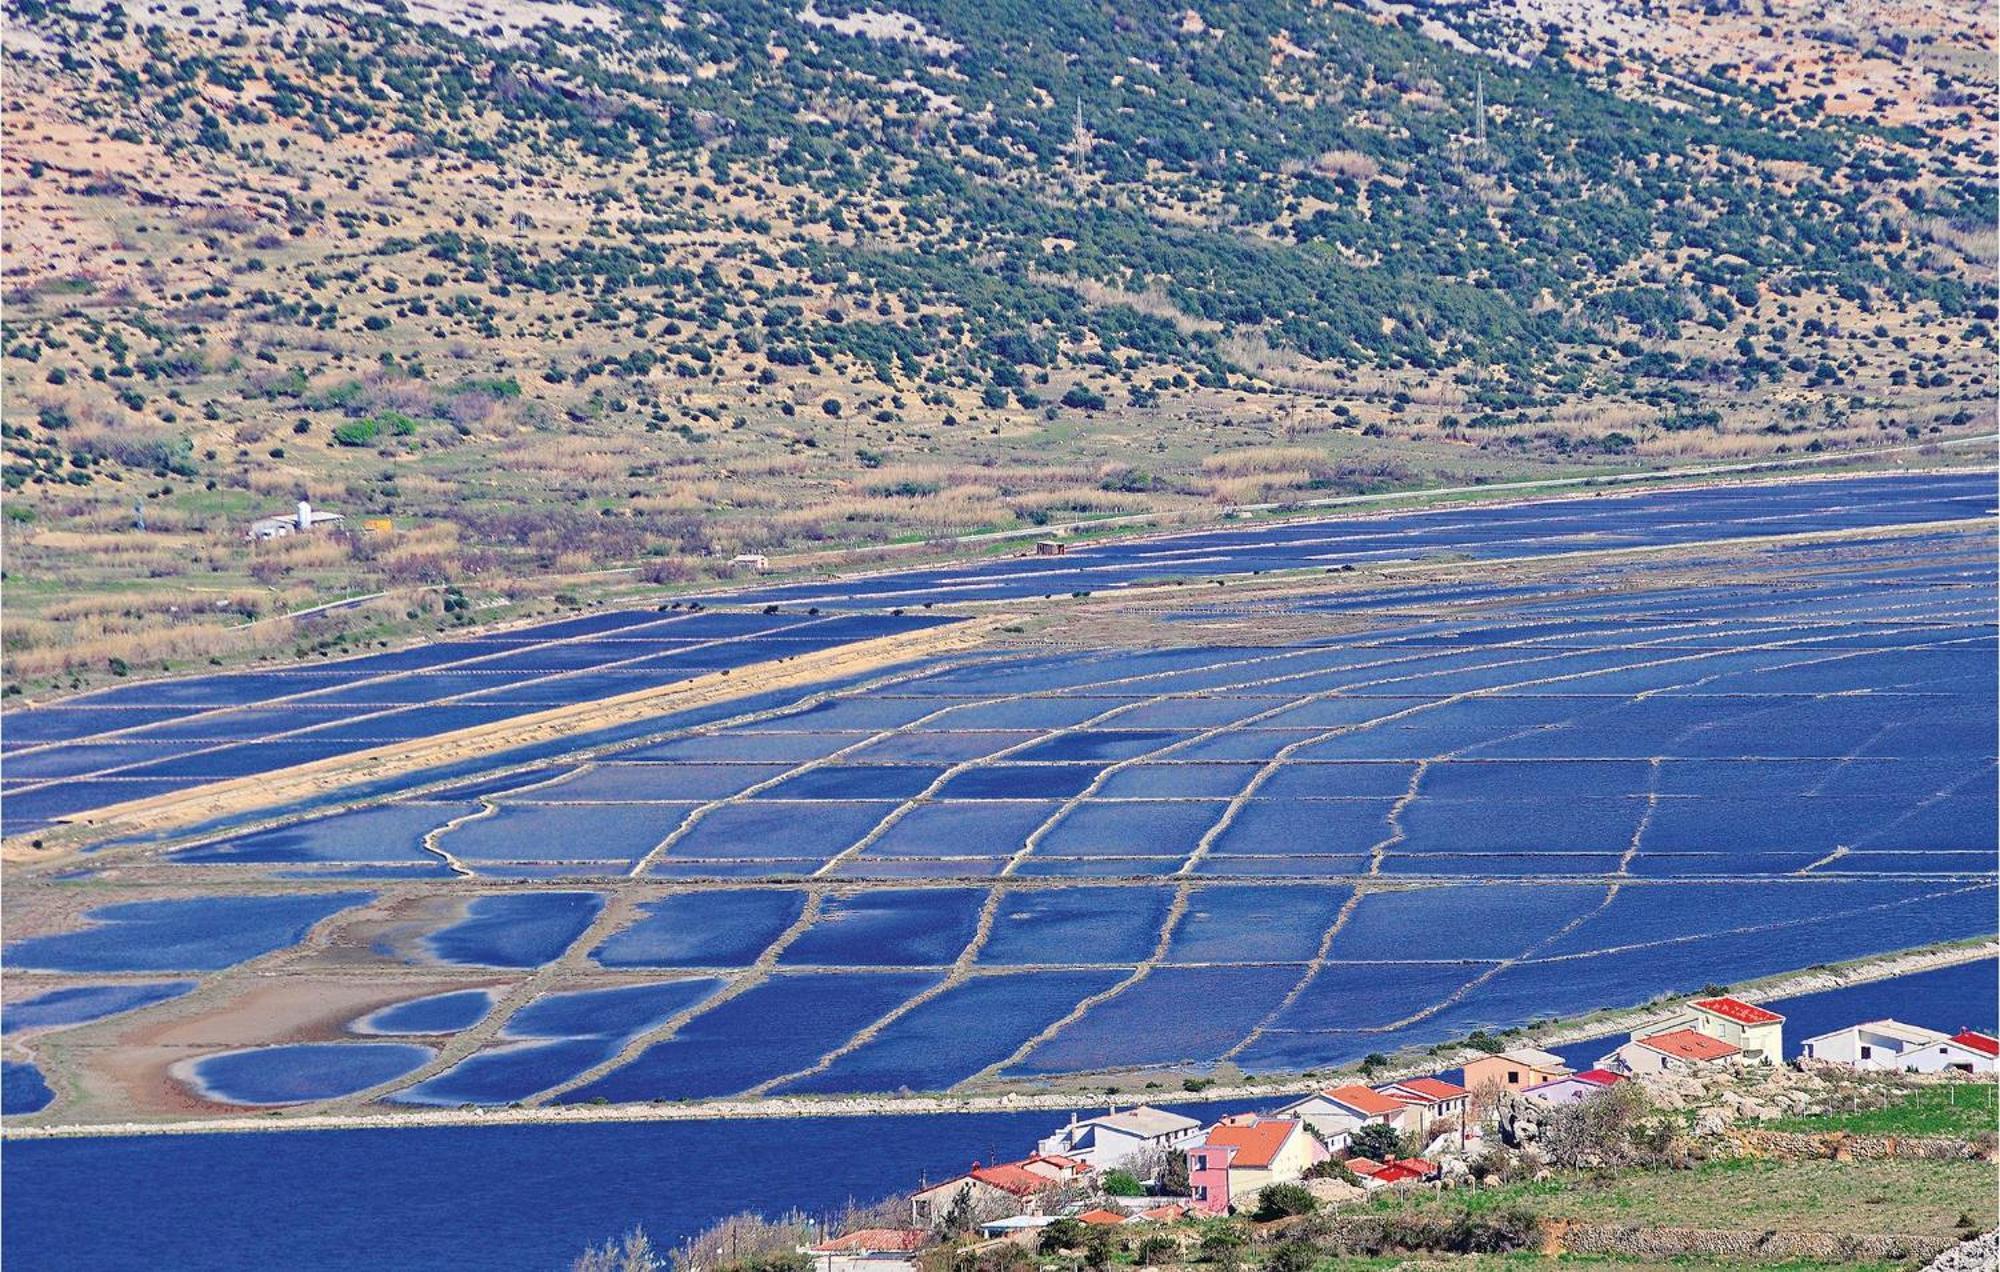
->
[1720,1128,1997,1163]
[1541,1219,1954,1265]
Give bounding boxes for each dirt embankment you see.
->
[4,613,1010,866]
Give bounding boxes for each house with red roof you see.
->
[1523,1069,1625,1105]
[909,1161,1060,1228]
[806,1229,928,1272]
[1648,996,1785,1064]
[1800,1021,1997,1074]
[1187,1116,1327,1214]
[1273,1083,1406,1150]
[1018,1153,1090,1184]
[1600,1028,1741,1075]
[1346,1157,1438,1189]
[1374,1076,1470,1135]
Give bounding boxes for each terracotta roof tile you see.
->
[1634,1028,1740,1062]
[1694,997,1784,1026]
[1201,1119,1298,1169]
[813,1230,928,1253]
[970,1163,1059,1196]
[1382,1076,1468,1103]
[1320,1084,1407,1118]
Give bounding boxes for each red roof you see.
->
[812,1230,928,1254]
[1693,997,1784,1026]
[1077,1209,1129,1226]
[1026,1152,1087,1171]
[1634,1029,1741,1063]
[1574,1069,1624,1086]
[1201,1119,1298,1169]
[1137,1204,1187,1223]
[1950,1030,1999,1057]
[1343,1156,1383,1175]
[1381,1076,1468,1104]
[1367,1162,1426,1184]
[968,1163,1058,1196]
[1320,1084,1407,1118]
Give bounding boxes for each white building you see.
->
[1035,1105,1203,1170]
[1270,1084,1406,1151]
[1799,1020,1998,1074]
[247,499,345,541]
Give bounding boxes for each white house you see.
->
[1270,1083,1406,1150]
[1800,1021,1998,1074]
[1035,1106,1203,1170]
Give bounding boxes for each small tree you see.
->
[1081,1226,1118,1271]
[1135,1234,1177,1266]
[1198,1223,1246,1267]
[1101,1169,1145,1197]
[1253,1183,1317,1221]
[1348,1122,1402,1163]
[1038,1218,1085,1254]
[1266,1240,1319,1272]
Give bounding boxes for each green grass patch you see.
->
[1773,1082,1997,1137]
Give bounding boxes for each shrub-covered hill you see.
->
[1,0,1993,689]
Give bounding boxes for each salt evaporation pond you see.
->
[3,981,196,1033]
[2,1062,54,1115]
[4,895,372,972]
[352,989,498,1036]
[185,1043,436,1105]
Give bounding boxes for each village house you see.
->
[1188,1116,1327,1214]
[1016,1152,1090,1184]
[908,1162,1056,1228]
[1374,1076,1470,1136]
[805,1229,928,1272]
[1799,1021,1999,1074]
[1461,1047,1570,1093]
[1036,1106,1203,1170]
[1647,996,1785,1064]
[1600,1028,1740,1075]
[1523,1068,1625,1105]
[1272,1083,1405,1150]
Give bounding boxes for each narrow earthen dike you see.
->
[4,613,1010,864]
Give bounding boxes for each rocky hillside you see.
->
[3,0,1994,689]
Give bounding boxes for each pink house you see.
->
[1188,1116,1326,1215]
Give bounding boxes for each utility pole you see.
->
[1474,72,1488,155]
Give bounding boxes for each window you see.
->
[1860,1045,1872,1059]
[1507,1070,1520,1084]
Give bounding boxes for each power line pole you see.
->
[1474,72,1488,154]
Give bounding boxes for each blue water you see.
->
[5,895,372,972]
[2,1061,54,1114]
[0,1104,1245,1270]
[187,1043,435,1105]
[418,893,603,967]
[353,990,498,1036]
[3,981,197,1033]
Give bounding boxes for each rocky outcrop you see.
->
[1920,1231,1999,1272]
